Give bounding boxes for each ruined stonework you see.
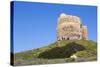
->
[57,13,88,40]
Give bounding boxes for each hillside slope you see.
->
[13,40,97,66]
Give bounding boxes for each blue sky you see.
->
[12,1,97,53]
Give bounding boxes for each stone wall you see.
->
[57,13,88,40]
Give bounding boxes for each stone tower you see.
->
[57,13,88,40]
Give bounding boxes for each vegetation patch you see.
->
[13,40,97,66]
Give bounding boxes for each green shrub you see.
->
[74,50,96,58]
[38,42,85,59]
[65,58,75,62]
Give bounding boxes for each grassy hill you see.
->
[12,40,97,66]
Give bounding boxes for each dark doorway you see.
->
[67,38,69,40]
